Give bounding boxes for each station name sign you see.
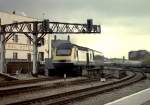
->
[5,43,32,51]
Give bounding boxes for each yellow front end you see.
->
[53,47,77,63]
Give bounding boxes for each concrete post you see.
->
[48,34,50,58]
[32,22,38,76]
[0,22,6,73]
[32,34,38,75]
[0,34,5,73]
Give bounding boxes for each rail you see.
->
[6,71,145,105]
[0,73,18,81]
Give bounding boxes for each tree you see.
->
[142,55,150,65]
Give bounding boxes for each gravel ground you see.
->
[68,73,150,105]
[142,100,150,105]
[0,77,6,81]
[0,78,116,104]
[14,73,47,80]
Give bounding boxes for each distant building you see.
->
[0,11,51,73]
[0,11,53,62]
[128,50,150,60]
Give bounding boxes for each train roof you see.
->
[57,42,103,54]
[57,43,88,51]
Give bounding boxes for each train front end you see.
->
[52,44,78,76]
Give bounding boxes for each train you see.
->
[51,42,104,76]
[104,60,143,68]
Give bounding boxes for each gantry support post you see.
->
[0,25,6,73]
[32,22,38,76]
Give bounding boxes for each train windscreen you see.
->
[56,49,71,56]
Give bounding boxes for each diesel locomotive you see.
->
[52,42,104,76]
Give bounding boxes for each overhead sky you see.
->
[0,0,150,58]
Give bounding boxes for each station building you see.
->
[0,11,51,74]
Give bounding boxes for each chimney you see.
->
[12,10,16,14]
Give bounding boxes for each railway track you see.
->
[4,71,145,105]
[0,76,61,87]
[0,77,91,96]
[0,73,17,82]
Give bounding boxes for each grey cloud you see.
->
[0,0,150,18]
[0,0,149,35]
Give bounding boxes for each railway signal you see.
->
[42,19,49,32]
[87,19,93,32]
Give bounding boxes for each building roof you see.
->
[0,10,38,20]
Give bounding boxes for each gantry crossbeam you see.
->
[0,21,101,34]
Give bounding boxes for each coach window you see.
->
[93,52,95,58]
[90,53,92,60]
[76,50,79,60]
[74,49,76,59]
[13,52,18,59]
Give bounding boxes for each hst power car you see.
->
[52,43,104,76]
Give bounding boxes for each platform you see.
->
[105,88,150,105]
[142,100,150,105]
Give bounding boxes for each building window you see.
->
[40,38,45,45]
[27,53,31,61]
[13,52,18,59]
[37,38,45,46]
[12,34,18,42]
[38,52,44,61]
